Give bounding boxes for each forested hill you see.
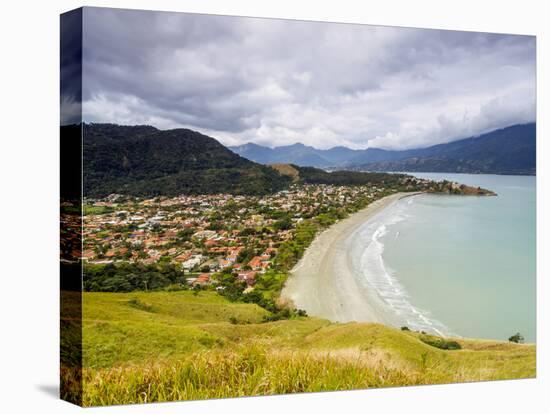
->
[273,164,411,187]
[74,122,514,198]
[79,123,291,198]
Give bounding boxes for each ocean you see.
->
[347,173,536,342]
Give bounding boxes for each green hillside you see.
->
[79,123,291,197]
[77,123,421,198]
[74,291,535,406]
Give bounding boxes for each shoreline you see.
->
[281,191,421,325]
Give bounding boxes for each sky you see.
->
[77,7,536,150]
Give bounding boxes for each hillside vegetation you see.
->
[79,123,291,197]
[295,165,412,186]
[269,163,300,181]
[75,122,507,199]
[73,291,536,406]
[270,163,414,187]
[77,123,429,198]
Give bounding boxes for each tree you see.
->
[176,228,194,242]
[207,221,223,231]
[239,228,256,237]
[237,248,255,264]
[274,216,293,231]
[508,333,524,344]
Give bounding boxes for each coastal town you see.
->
[82,183,390,289]
[79,175,493,292]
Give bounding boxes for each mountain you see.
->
[76,123,428,198]
[229,143,276,164]
[79,123,291,197]
[230,123,536,175]
[73,122,533,198]
[229,141,417,167]
[354,123,536,174]
[229,142,358,167]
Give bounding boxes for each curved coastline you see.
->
[281,191,421,325]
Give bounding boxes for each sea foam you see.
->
[347,197,452,337]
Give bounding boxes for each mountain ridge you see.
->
[76,123,421,198]
[230,123,536,175]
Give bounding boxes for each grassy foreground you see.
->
[77,291,535,406]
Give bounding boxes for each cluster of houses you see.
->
[60,203,82,262]
[82,181,421,288]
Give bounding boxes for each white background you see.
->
[0,0,548,412]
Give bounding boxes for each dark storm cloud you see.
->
[82,7,535,149]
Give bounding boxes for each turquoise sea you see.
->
[351,173,536,342]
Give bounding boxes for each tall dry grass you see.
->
[77,292,535,407]
[78,346,492,406]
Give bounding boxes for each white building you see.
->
[181,254,205,271]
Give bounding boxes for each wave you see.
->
[348,198,453,337]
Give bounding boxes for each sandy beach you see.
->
[281,192,420,324]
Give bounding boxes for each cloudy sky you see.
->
[79,7,535,150]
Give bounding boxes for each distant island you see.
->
[230,123,536,175]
